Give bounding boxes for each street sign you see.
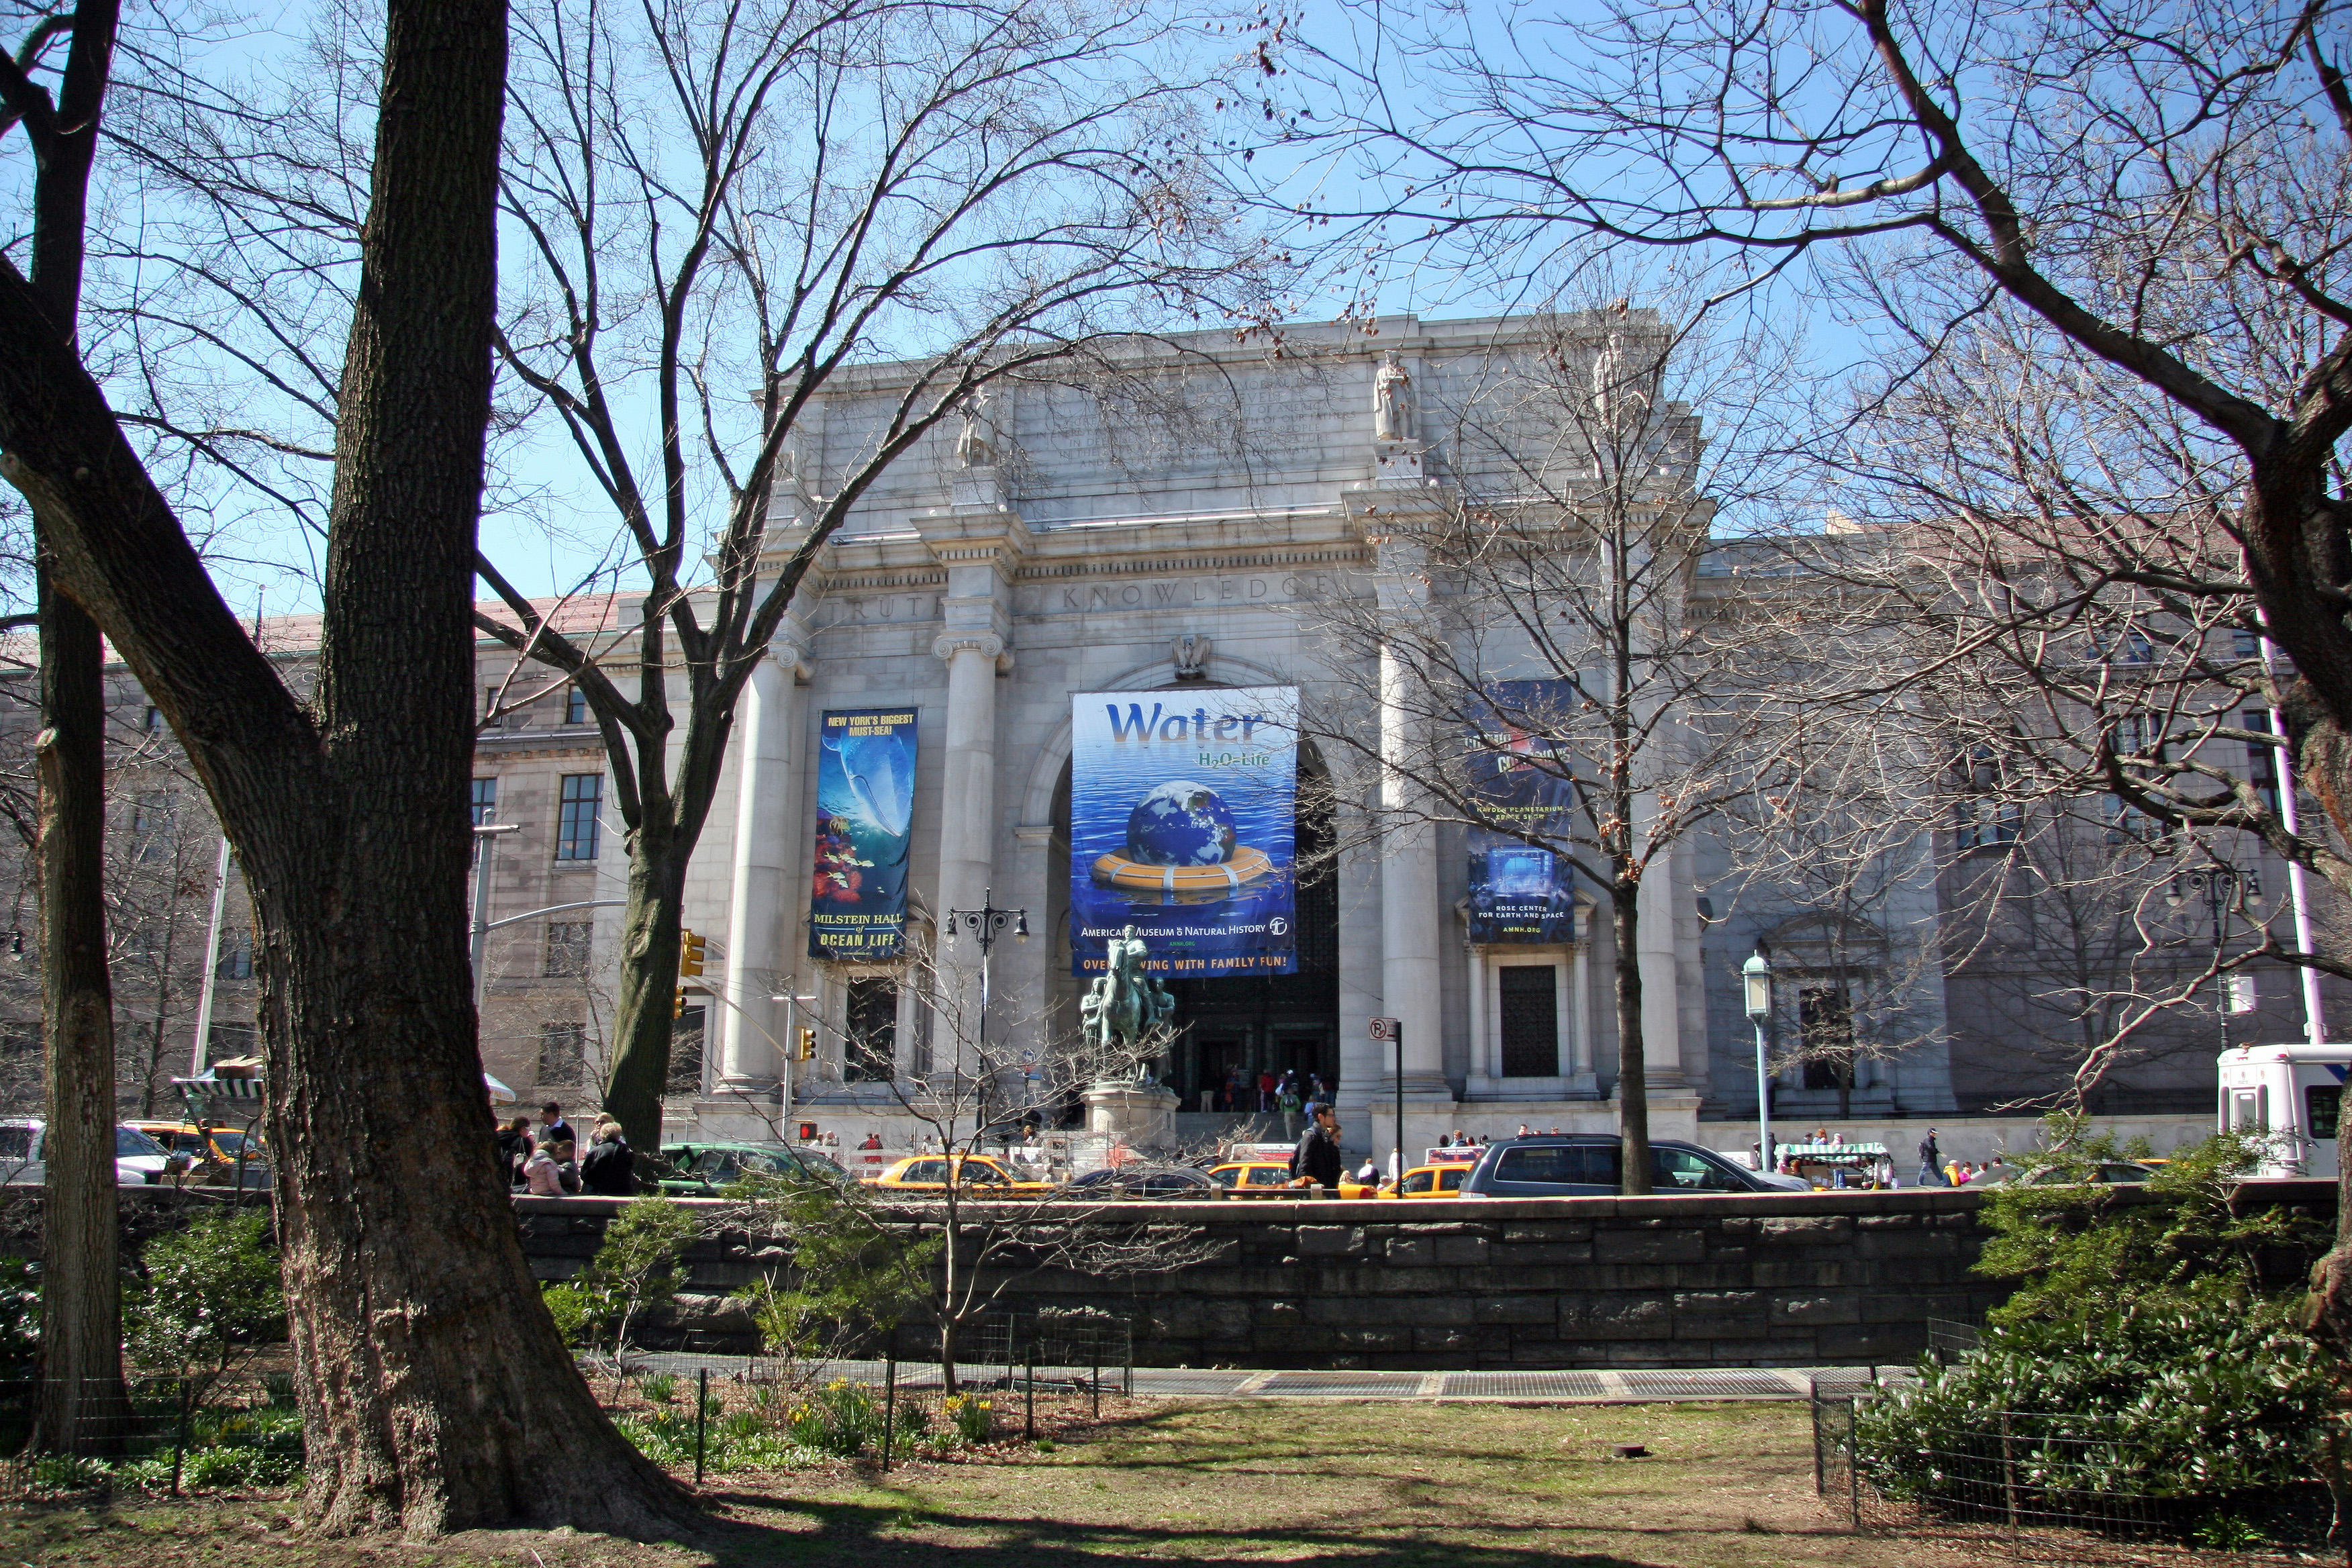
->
[1369,1016,1399,1041]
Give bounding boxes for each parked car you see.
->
[1378,1163,1468,1199]
[1457,1135,1812,1198]
[656,1140,849,1195]
[867,1154,1057,1194]
[126,1120,271,1189]
[1203,1159,1379,1199]
[0,1119,177,1185]
[1965,1160,2155,1188]
[1065,1165,1215,1199]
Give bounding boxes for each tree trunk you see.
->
[26,0,128,1459]
[602,828,687,1153]
[0,0,695,1531]
[34,579,125,1456]
[1611,891,1652,1195]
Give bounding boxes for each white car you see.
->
[0,1118,176,1185]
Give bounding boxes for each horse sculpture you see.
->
[1081,924,1176,1066]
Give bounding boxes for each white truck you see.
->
[2216,1042,2348,1179]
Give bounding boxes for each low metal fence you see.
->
[0,1371,302,1502]
[1812,1383,2333,1561]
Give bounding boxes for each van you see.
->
[2216,1043,2349,1179]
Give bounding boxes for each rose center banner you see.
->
[808,707,917,960]
[1068,687,1297,976]
[1466,679,1580,944]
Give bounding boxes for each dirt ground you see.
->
[0,1399,2331,1568]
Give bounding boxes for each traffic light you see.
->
[679,929,706,977]
[795,1026,816,1062]
[673,986,687,1018]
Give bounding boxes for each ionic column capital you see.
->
[932,632,1009,668]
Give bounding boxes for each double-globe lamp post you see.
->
[1743,948,1773,1175]
[944,887,1028,1067]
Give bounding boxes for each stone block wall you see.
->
[513,1187,2024,1369]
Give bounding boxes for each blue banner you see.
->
[1068,686,1297,977]
[808,707,918,961]
[1466,679,1579,944]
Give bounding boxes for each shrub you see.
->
[943,1392,991,1445]
[638,1371,679,1404]
[786,1379,885,1456]
[0,1257,37,1379]
[125,1208,284,1392]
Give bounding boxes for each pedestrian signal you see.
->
[679,929,707,977]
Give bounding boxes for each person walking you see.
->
[581,1120,634,1195]
[1288,1101,1346,1193]
[1916,1127,1946,1187]
[496,1115,534,1189]
[1277,1080,1303,1138]
[1257,1068,1278,1113]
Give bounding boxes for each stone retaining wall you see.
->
[514,1187,2029,1368]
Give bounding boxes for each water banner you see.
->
[1465,679,1580,944]
[808,707,918,960]
[1068,686,1298,977]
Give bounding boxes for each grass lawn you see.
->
[0,1398,2316,1567]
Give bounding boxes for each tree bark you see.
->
[603,828,689,1152]
[17,0,128,1459]
[0,0,693,1532]
[1612,891,1652,1195]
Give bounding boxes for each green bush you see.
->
[126,1208,285,1386]
[0,1257,37,1378]
[638,1371,679,1404]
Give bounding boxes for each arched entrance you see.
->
[1047,741,1339,1114]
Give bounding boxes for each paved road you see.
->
[627,1353,1902,1403]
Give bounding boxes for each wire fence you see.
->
[0,1371,301,1502]
[1812,1383,2335,1561]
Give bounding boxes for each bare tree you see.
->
[472,0,1273,1150]
[0,0,697,1531]
[1297,305,1807,1191]
[1279,0,2352,1316]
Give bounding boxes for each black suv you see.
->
[1457,1134,1809,1198]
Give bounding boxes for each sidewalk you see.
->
[628,1352,1902,1403]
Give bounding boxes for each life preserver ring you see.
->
[1091,845,1275,893]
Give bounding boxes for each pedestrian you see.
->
[496,1115,534,1189]
[538,1101,576,1151]
[1916,1127,1946,1187]
[551,1139,583,1193]
[1277,1079,1303,1138]
[581,1120,634,1195]
[1308,1072,1327,1103]
[1258,1068,1277,1112]
[1288,1101,1345,1193]
[522,1140,565,1195]
[1516,1123,1533,1137]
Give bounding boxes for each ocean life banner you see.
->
[1465,679,1581,944]
[808,707,918,961]
[1069,687,1298,977]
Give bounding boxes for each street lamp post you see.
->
[944,887,1028,1068]
[1743,948,1773,1175]
[2167,865,2263,1056]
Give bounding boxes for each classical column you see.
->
[718,642,811,1091]
[1378,638,1450,1096]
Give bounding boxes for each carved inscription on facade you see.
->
[1021,573,1338,614]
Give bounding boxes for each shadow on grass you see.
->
[681,1402,1835,1568]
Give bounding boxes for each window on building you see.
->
[555,774,602,861]
[2233,624,2262,659]
[2104,796,2169,848]
[217,936,253,982]
[544,922,591,977]
[1497,965,1559,1077]
[129,792,171,863]
[1798,985,1854,1090]
[1953,797,2021,850]
[565,686,589,725]
[205,1020,256,1061]
[471,777,498,827]
[845,977,897,1081]
[142,705,163,735]
[2242,707,2281,815]
[538,1021,587,1085]
[483,684,502,725]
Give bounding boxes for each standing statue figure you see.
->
[954,387,997,469]
[1372,351,1414,444]
[1081,924,1175,1059]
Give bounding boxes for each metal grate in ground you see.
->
[1255,1371,1430,1397]
[1620,1369,1808,1399]
[1437,1371,1612,1400]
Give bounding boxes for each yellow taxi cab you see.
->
[1378,1163,1467,1199]
[867,1153,1057,1195]
[127,1120,263,1169]
[1205,1159,1378,1199]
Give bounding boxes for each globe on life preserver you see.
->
[1091,845,1275,894]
